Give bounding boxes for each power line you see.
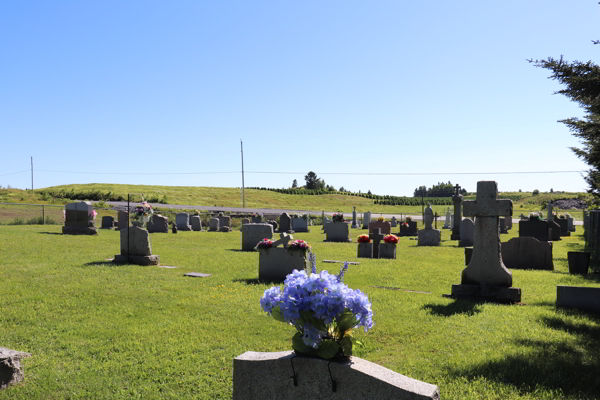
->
[31,169,586,176]
[0,169,30,177]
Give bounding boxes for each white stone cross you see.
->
[461,181,513,287]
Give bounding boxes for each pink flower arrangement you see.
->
[383,234,398,244]
[288,239,311,251]
[255,238,274,250]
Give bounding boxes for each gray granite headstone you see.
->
[278,213,292,232]
[101,216,115,229]
[351,206,359,229]
[190,215,203,231]
[459,218,475,247]
[147,214,169,233]
[209,217,220,231]
[418,205,441,246]
[176,213,192,231]
[450,185,462,240]
[241,223,274,251]
[113,226,159,265]
[362,211,371,229]
[62,201,97,234]
[501,237,554,270]
[117,211,128,230]
[233,351,439,400]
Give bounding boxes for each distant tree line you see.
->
[413,182,467,197]
[37,188,168,204]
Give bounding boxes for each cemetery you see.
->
[0,189,599,400]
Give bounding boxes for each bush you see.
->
[533,189,540,196]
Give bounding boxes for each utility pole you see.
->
[31,156,33,190]
[240,140,245,208]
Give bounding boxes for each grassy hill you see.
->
[0,184,592,218]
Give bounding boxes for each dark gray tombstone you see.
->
[519,218,552,242]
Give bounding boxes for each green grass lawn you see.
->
[1,223,599,399]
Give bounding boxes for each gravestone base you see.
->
[233,351,440,400]
[62,226,98,235]
[557,285,600,313]
[0,347,31,389]
[459,238,473,247]
[219,226,232,232]
[178,225,192,231]
[379,243,397,259]
[113,254,160,266]
[451,284,521,303]
[357,243,373,258]
[417,229,441,246]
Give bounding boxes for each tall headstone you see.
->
[176,213,192,231]
[390,216,397,227]
[417,204,441,246]
[113,226,160,265]
[101,216,115,229]
[117,211,128,230]
[351,206,359,229]
[547,202,554,222]
[459,218,475,247]
[450,184,462,240]
[62,201,97,235]
[190,215,203,231]
[362,211,371,229]
[209,217,220,232]
[443,208,452,229]
[278,213,293,233]
[451,181,521,303]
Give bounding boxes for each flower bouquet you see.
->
[260,264,373,360]
[89,210,97,220]
[357,234,370,243]
[332,213,345,223]
[288,239,311,252]
[529,212,542,220]
[255,238,274,250]
[405,217,412,223]
[383,234,398,244]
[132,201,154,226]
[377,216,385,222]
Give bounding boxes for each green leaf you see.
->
[315,340,341,359]
[270,305,286,323]
[299,310,327,332]
[292,332,316,356]
[336,311,358,335]
[339,336,353,357]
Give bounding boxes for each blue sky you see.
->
[1,1,598,197]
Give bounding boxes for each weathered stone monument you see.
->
[176,213,192,231]
[147,214,169,233]
[417,205,441,246]
[451,181,521,303]
[258,233,310,282]
[101,215,115,229]
[0,347,31,389]
[351,207,359,229]
[291,215,309,232]
[399,219,418,236]
[450,184,462,240]
[190,215,203,231]
[232,351,440,400]
[362,211,371,229]
[117,211,128,230]
[218,213,232,232]
[459,218,475,247]
[62,201,97,235]
[443,208,452,229]
[241,223,273,251]
[519,217,552,241]
[368,220,391,235]
[209,217,220,232]
[113,226,160,265]
[390,216,397,227]
[325,221,351,242]
[501,237,554,270]
[251,214,262,224]
[278,213,293,233]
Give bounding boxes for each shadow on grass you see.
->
[233,278,280,285]
[448,315,600,397]
[583,271,600,284]
[83,261,115,267]
[422,299,483,317]
[225,249,246,252]
[37,232,64,235]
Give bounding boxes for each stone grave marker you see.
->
[417,205,441,246]
[62,201,97,235]
[548,220,561,241]
[451,184,463,240]
[362,211,371,229]
[505,217,513,230]
[241,223,274,251]
[209,217,220,232]
[325,221,352,242]
[257,233,310,282]
[147,214,169,233]
[547,202,554,222]
[519,218,552,241]
[0,347,32,389]
[113,226,160,265]
[251,214,262,223]
[176,213,192,231]
[291,215,309,232]
[459,218,475,247]
[101,216,115,229]
[217,213,232,232]
[117,211,128,230]
[232,351,440,400]
[501,237,554,270]
[499,217,508,234]
[399,220,418,236]
[368,220,391,235]
[369,228,385,258]
[443,208,452,229]
[555,217,570,237]
[390,216,397,227]
[278,213,293,233]
[351,206,359,229]
[567,215,575,232]
[190,215,203,231]
[451,181,521,303]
